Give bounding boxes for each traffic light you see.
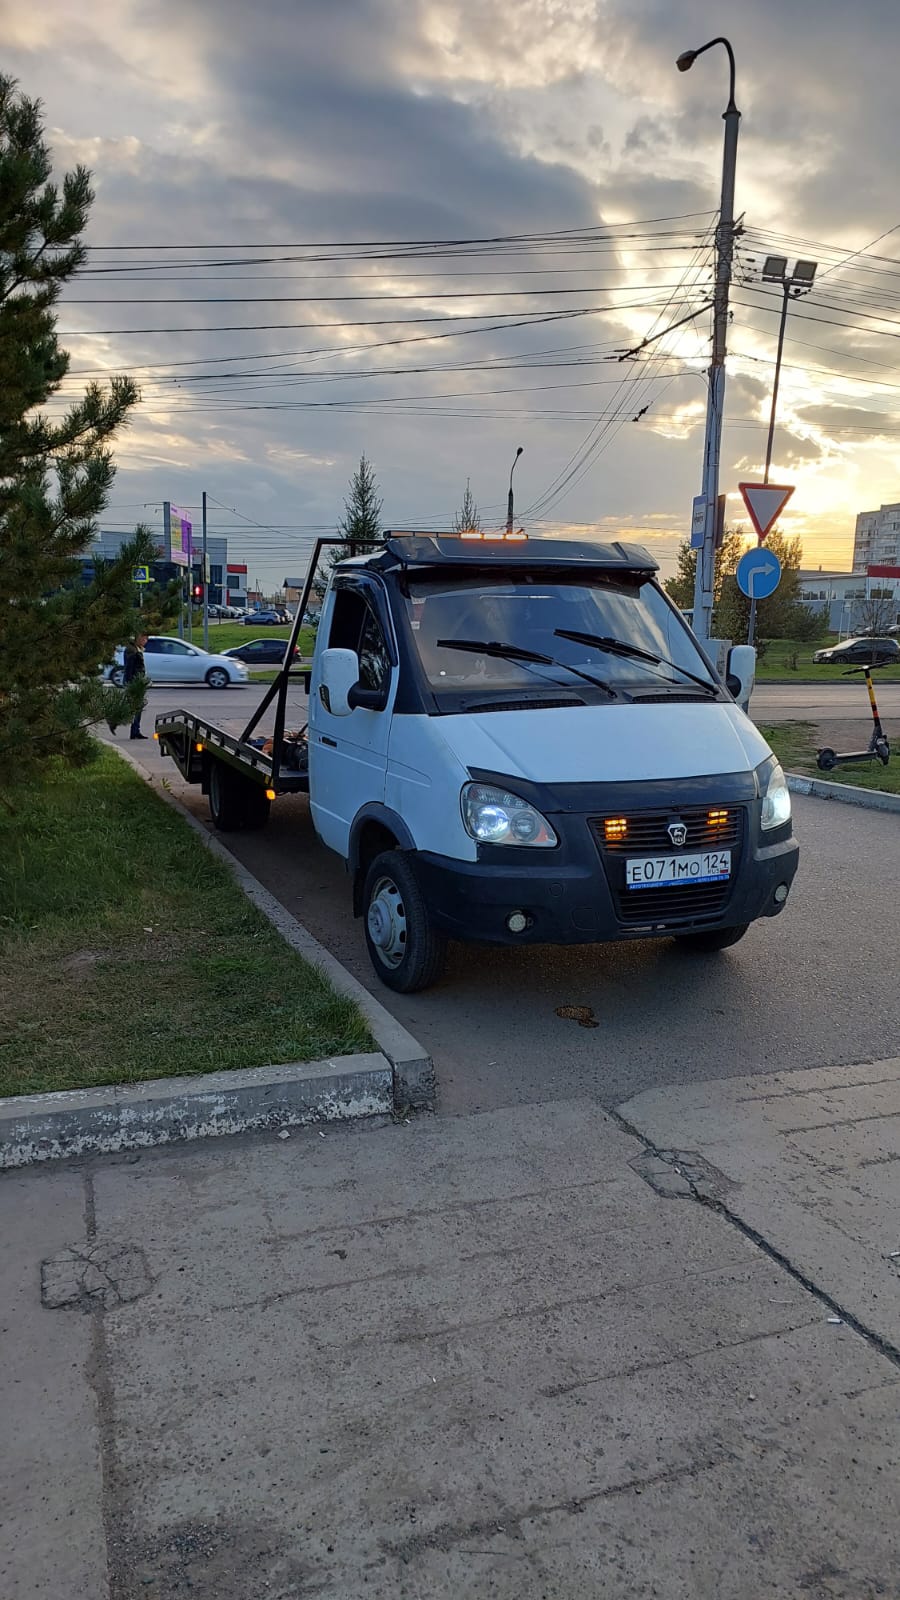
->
[192,583,203,600]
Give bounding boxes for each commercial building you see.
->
[798,567,900,633]
[80,526,239,608]
[853,503,900,570]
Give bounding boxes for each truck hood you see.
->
[436,701,771,786]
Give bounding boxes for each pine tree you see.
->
[452,479,482,534]
[331,454,383,566]
[0,76,173,791]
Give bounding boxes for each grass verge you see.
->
[0,750,372,1098]
[199,621,316,655]
[760,720,900,795]
[754,639,900,683]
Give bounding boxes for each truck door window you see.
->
[358,608,391,693]
[329,586,391,695]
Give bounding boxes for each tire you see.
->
[675,923,750,953]
[110,666,124,687]
[363,850,447,993]
[205,667,230,689]
[208,760,270,832]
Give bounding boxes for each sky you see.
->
[6,0,900,590]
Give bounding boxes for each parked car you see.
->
[242,609,287,626]
[105,637,250,688]
[813,636,900,667]
[223,638,299,666]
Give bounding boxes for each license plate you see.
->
[625,850,731,889]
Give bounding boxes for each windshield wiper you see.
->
[435,638,617,697]
[553,628,717,696]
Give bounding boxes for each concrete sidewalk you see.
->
[3,1096,899,1599]
[622,1056,900,1353]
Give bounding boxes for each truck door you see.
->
[308,579,396,856]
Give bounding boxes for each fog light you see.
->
[774,883,788,904]
[507,911,528,934]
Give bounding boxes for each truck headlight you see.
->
[761,762,791,831]
[461,783,557,847]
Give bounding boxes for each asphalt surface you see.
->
[752,680,900,726]
[122,683,900,1117]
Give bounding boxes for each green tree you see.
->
[714,528,814,643]
[665,526,818,642]
[452,478,482,534]
[663,528,746,612]
[330,454,383,568]
[0,76,173,791]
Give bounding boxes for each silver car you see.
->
[106,637,249,689]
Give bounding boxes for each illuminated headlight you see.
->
[761,762,791,831]
[461,783,557,847]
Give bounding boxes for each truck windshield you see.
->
[402,571,717,703]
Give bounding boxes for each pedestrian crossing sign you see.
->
[132,566,152,583]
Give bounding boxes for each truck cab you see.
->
[304,533,798,991]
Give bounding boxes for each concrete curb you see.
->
[0,1056,394,1170]
[102,737,436,1111]
[787,771,900,814]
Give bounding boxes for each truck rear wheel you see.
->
[675,923,750,953]
[363,850,447,993]
[208,759,270,832]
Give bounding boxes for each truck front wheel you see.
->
[363,850,447,993]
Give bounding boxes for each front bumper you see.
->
[413,805,799,947]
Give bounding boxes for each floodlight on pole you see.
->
[762,256,819,483]
[675,36,739,645]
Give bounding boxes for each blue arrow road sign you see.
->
[736,546,781,601]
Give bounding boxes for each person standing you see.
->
[123,632,148,740]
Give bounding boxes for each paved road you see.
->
[118,689,900,1117]
[132,674,900,734]
[752,680,900,725]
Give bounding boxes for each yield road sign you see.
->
[736,546,782,600]
[132,565,152,584]
[738,481,794,541]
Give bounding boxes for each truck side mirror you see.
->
[726,644,756,710]
[318,648,359,717]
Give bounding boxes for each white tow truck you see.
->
[156,531,798,992]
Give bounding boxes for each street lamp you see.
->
[506,445,524,536]
[676,38,740,646]
[760,256,818,482]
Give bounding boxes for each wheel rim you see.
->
[208,670,227,688]
[366,876,407,969]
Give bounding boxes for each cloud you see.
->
[7,0,900,584]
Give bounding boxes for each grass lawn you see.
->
[761,720,900,795]
[190,620,316,656]
[0,750,371,1098]
[754,639,900,683]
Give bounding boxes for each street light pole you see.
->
[201,490,209,650]
[677,37,740,646]
[506,445,524,535]
[764,283,791,485]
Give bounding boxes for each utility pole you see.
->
[677,38,740,646]
[202,491,209,650]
